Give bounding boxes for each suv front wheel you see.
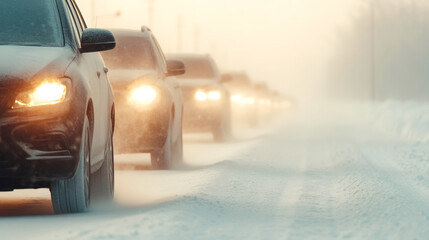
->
[50,115,91,214]
[151,117,173,170]
[91,120,114,204]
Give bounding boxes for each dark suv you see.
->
[102,27,185,169]
[0,0,116,213]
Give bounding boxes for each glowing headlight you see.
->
[258,99,272,105]
[242,97,256,105]
[13,79,68,108]
[128,85,158,106]
[195,91,208,101]
[231,94,243,102]
[208,91,221,100]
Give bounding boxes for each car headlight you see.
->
[13,79,69,109]
[242,97,256,105]
[195,90,222,101]
[128,85,158,106]
[258,99,272,106]
[231,94,243,102]
[208,90,221,100]
[195,91,208,101]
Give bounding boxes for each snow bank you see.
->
[293,100,429,143]
[372,101,429,142]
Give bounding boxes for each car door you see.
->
[66,0,106,165]
[151,35,182,140]
[72,0,110,165]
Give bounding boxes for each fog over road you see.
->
[2,103,429,240]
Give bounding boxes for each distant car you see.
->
[252,82,274,123]
[0,0,116,213]
[168,54,231,141]
[101,27,185,169]
[221,72,259,127]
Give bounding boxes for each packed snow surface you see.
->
[2,101,429,239]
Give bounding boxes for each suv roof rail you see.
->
[141,26,151,32]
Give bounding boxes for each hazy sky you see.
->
[76,0,361,100]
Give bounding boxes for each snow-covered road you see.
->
[2,102,429,239]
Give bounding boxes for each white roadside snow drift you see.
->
[1,101,429,239]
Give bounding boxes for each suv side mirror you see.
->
[166,59,186,77]
[80,28,116,53]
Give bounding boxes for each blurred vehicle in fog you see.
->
[221,72,260,127]
[269,90,293,112]
[223,72,287,127]
[168,54,232,141]
[252,82,274,123]
[101,27,185,169]
[0,0,116,214]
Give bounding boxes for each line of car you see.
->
[0,0,289,214]
[222,72,291,127]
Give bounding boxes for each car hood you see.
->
[108,69,158,87]
[178,78,220,89]
[0,46,75,88]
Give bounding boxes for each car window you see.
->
[64,2,81,45]
[176,58,215,79]
[70,0,87,30]
[66,0,83,36]
[0,0,63,47]
[101,35,156,70]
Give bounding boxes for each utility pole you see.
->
[177,15,183,52]
[148,0,154,27]
[95,11,121,28]
[194,25,199,53]
[211,42,218,60]
[91,0,96,27]
[370,0,376,101]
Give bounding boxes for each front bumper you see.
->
[0,101,83,190]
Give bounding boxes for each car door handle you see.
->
[97,71,101,78]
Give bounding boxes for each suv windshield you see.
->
[0,0,63,47]
[102,35,156,70]
[176,58,215,79]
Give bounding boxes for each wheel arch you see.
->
[86,99,94,144]
[111,103,115,134]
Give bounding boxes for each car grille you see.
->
[0,89,13,115]
[0,145,14,168]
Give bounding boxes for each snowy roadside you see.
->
[291,100,429,142]
[372,101,429,142]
